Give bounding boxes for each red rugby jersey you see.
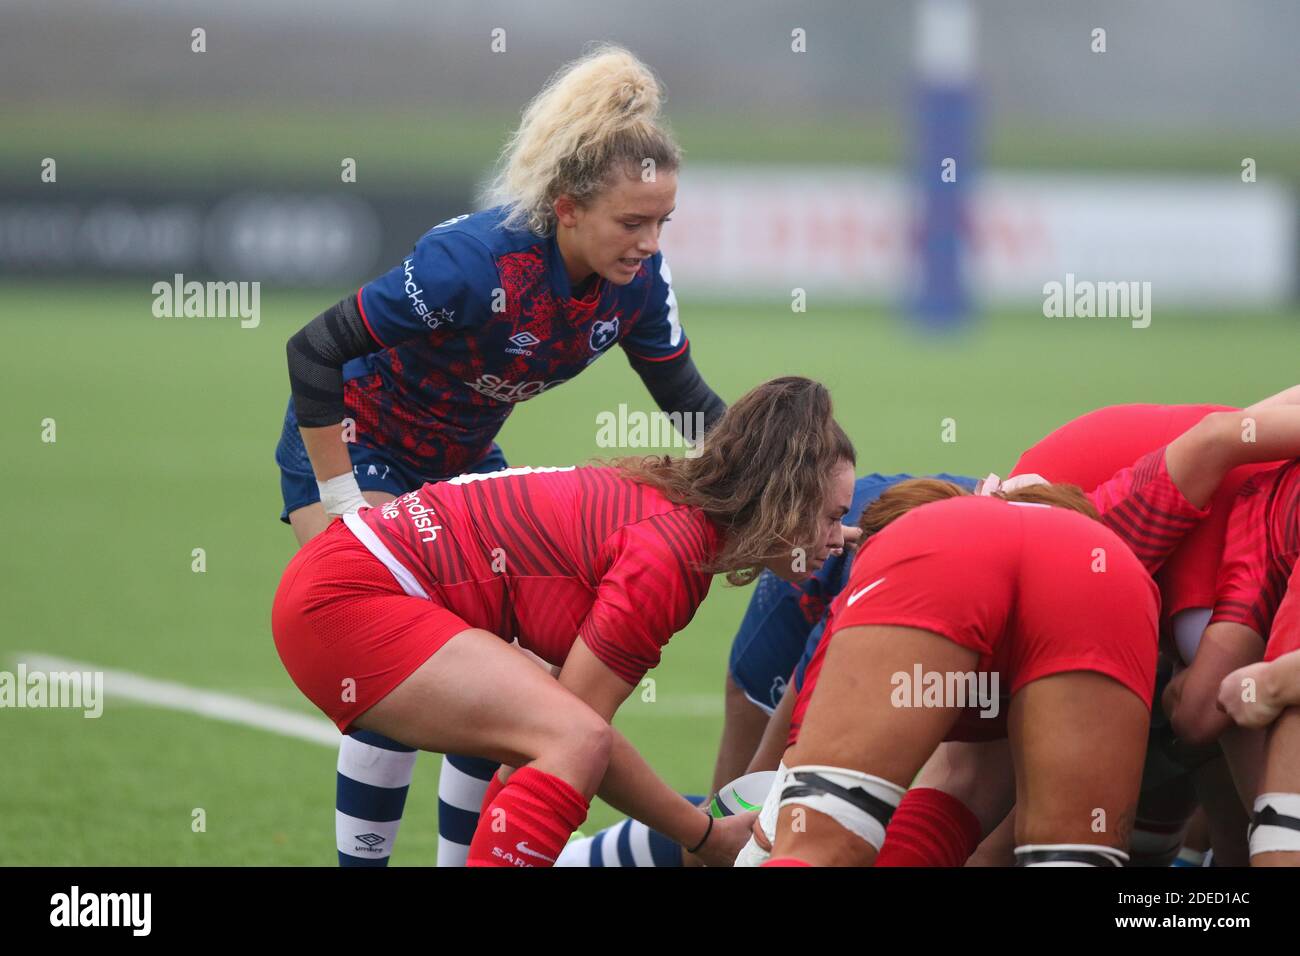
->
[1012,403,1227,574]
[1212,460,1300,637]
[1011,403,1231,490]
[1086,447,1209,573]
[348,465,721,684]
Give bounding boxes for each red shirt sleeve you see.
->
[1262,562,1300,660]
[1088,447,1210,574]
[1211,470,1281,636]
[578,510,715,685]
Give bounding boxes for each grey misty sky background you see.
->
[2,0,1297,133]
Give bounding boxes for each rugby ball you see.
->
[710,771,776,818]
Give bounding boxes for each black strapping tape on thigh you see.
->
[1017,848,1124,867]
[1249,804,1300,839]
[781,771,897,827]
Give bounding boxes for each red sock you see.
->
[478,769,507,815]
[466,766,588,868]
[762,858,811,867]
[874,788,981,867]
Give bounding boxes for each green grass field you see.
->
[1,279,1295,865]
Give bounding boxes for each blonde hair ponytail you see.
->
[485,44,682,235]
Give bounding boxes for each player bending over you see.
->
[752,399,1300,865]
[765,486,1160,867]
[272,378,852,867]
[556,472,974,866]
[275,44,727,865]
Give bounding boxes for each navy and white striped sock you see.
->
[436,753,499,867]
[336,730,418,867]
[555,797,705,867]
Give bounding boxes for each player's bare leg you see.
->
[1220,724,1267,809]
[1193,752,1250,865]
[1250,707,1300,866]
[294,489,435,866]
[1179,806,1211,865]
[711,672,772,792]
[914,739,1016,837]
[768,625,976,866]
[1010,672,1149,865]
[745,681,799,776]
[355,628,611,867]
[966,808,1016,866]
[352,626,611,796]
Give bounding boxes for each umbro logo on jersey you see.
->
[846,577,886,606]
[354,832,386,851]
[505,330,540,356]
[590,315,620,351]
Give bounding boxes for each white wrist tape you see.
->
[777,764,905,851]
[318,471,368,516]
[1250,793,1300,855]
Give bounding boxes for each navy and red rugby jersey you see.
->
[343,206,687,477]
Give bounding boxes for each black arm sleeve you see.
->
[626,347,728,435]
[286,295,381,428]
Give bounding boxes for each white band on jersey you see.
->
[1250,793,1300,855]
[318,471,368,516]
[777,765,905,852]
[342,512,429,599]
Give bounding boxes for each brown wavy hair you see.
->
[614,377,855,585]
[859,478,1099,538]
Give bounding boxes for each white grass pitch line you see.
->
[16,652,341,747]
[13,653,721,744]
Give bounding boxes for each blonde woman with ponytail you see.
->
[273,45,726,866]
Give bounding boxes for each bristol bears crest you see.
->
[589,315,620,352]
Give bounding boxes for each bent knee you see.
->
[574,715,613,767]
[545,708,613,782]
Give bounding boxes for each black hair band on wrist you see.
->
[686,812,714,854]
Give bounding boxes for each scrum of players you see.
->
[269,44,1300,867]
[273,379,1300,868]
